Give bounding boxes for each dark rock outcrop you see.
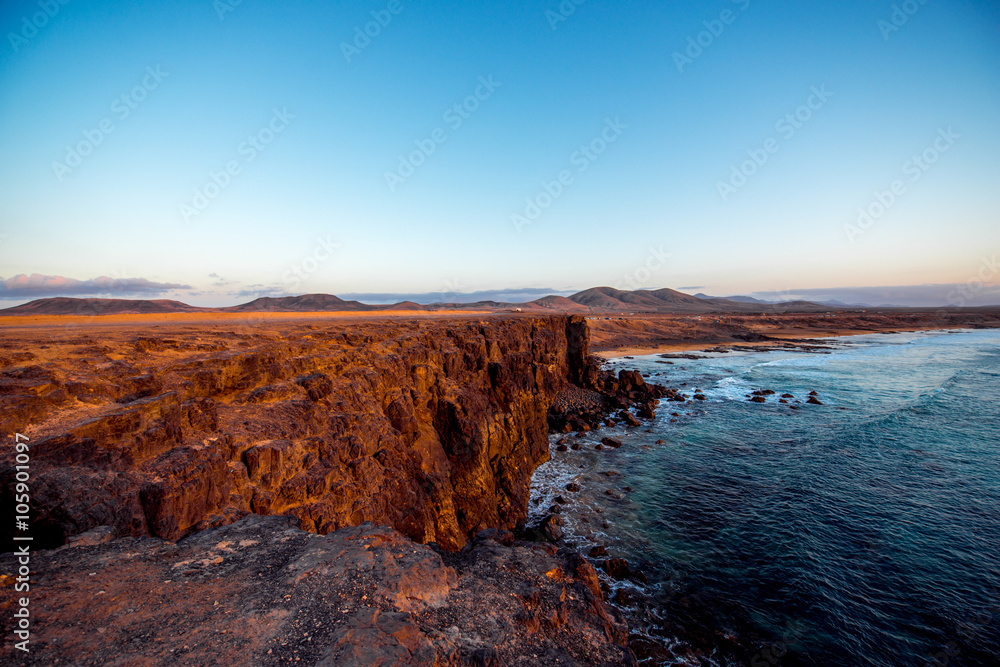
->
[547,358,673,434]
[602,558,631,580]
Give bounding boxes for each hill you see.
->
[0,297,207,316]
[568,287,729,313]
[222,294,375,312]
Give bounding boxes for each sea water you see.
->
[529,329,1000,666]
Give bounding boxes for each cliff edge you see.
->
[1,315,593,551]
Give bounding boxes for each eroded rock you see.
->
[1,316,591,551]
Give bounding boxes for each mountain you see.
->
[381,301,425,311]
[565,287,838,314]
[428,300,515,310]
[528,295,592,312]
[817,299,875,307]
[0,297,207,316]
[223,294,375,312]
[569,287,726,313]
[647,288,714,306]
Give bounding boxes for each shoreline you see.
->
[533,323,1000,666]
[592,324,992,359]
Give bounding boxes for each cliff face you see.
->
[1,315,592,551]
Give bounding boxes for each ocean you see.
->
[529,328,1000,666]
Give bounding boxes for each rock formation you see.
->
[1,316,597,552]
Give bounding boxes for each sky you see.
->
[1,0,998,307]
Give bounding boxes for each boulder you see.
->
[603,558,630,580]
[619,411,641,427]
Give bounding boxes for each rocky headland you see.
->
[1,316,600,551]
[1,314,669,664]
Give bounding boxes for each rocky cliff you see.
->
[1,315,593,551]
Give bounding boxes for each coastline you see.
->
[590,318,1000,358]
[530,326,1000,665]
[593,326,940,358]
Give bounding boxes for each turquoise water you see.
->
[530,329,1000,666]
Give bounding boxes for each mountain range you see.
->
[0,287,843,316]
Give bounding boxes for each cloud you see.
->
[208,272,237,287]
[0,274,191,298]
[230,284,291,298]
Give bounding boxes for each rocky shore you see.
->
[547,364,674,435]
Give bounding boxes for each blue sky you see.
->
[1,0,998,307]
